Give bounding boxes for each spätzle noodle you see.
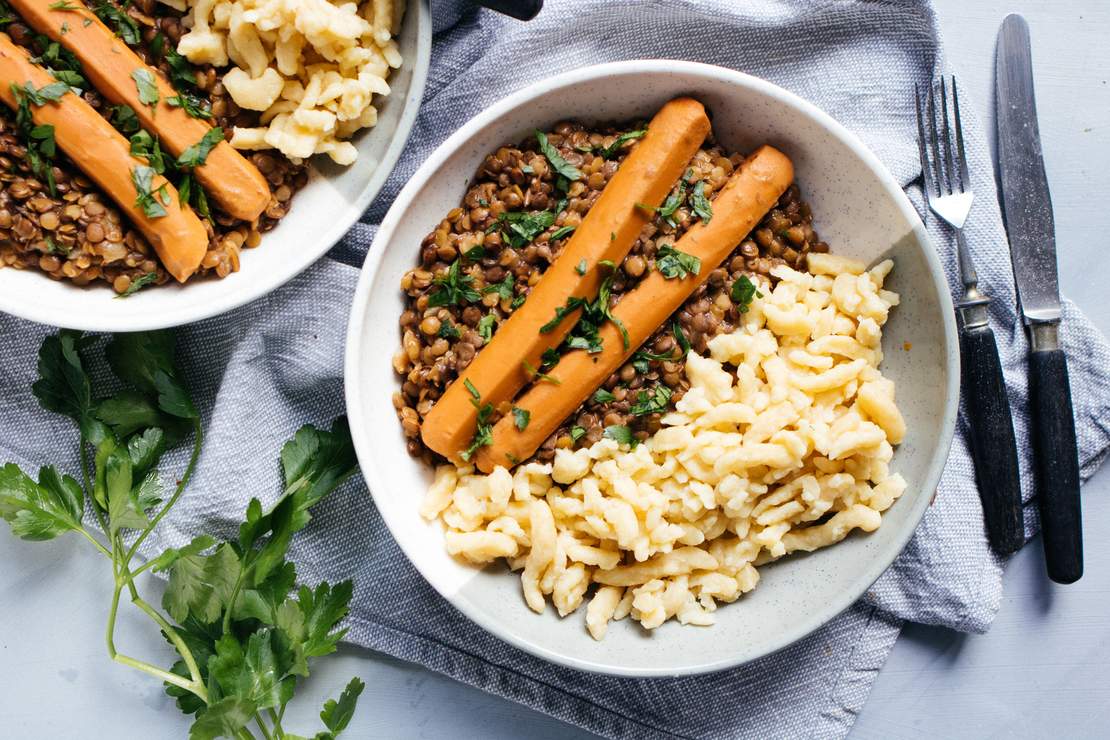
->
[174,0,405,164]
[422,257,907,638]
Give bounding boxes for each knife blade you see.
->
[995,13,1083,583]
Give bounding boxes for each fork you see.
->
[915,76,1024,555]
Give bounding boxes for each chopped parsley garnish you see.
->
[496,209,555,248]
[437,321,461,340]
[570,426,586,442]
[539,296,587,334]
[522,359,561,385]
[690,180,713,223]
[458,380,494,462]
[543,263,630,355]
[176,127,223,168]
[731,275,762,312]
[535,130,582,182]
[655,245,701,280]
[481,273,515,302]
[93,0,141,46]
[166,94,212,120]
[428,260,480,307]
[108,104,141,135]
[114,272,158,298]
[44,235,69,256]
[540,348,561,366]
[9,81,69,195]
[603,425,637,447]
[175,173,209,219]
[462,245,486,262]
[60,21,70,34]
[131,68,159,110]
[131,165,170,218]
[476,314,496,341]
[592,388,615,404]
[28,33,86,89]
[575,259,587,275]
[129,130,165,174]
[511,407,530,431]
[50,69,83,88]
[630,385,672,416]
[550,225,576,241]
[511,294,526,309]
[48,1,81,9]
[674,320,691,355]
[653,178,687,226]
[630,321,691,373]
[599,129,646,159]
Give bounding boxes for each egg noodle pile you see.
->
[422,253,907,639]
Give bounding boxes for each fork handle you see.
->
[959,319,1025,555]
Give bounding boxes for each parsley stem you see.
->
[254,716,273,740]
[77,526,113,558]
[125,417,203,566]
[80,440,112,542]
[267,708,284,738]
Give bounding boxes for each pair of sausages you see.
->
[0,0,271,282]
[419,98,795,473]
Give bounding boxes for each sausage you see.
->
[0,33,207,283]
[12,0,271,222]
[421,98,711,463]
[475,146,795,472]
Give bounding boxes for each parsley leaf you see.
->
[535,130,582,182]
[655,245,701,280]
[655,178,687,226]
[599,128,646,159]
[437,321,460,340]
[630,385,672,416]
[603,425,637,447]
[108,104,141,135]
[539,296,588,334]
[129,130,165,174]
[106,331,197,419]
[131,68,159,109]
[480,273,515,302]
[428,260,481,307]
[93,0,141,46]
[176,127,224,169]
[575,259,587,275]
[151,32,200,91]
[114,272,158,298]
[569,426,586,442]
[131,165,169,218]
[167,93,212,120]
[511,406,530,431]
[592,388,615,404]
[459,382,494,462]
[476,314,496,341]
[550,225,576,241]
[522,359,561,385]
[731,275,762,312]
[0,463,84,540]
[690,180,713,222]
[319,677,365,739]
[497,209,555,248]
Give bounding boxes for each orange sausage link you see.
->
[12,0,271,222]
[421,98,711,463]
[476,146,795,472]
[0,33,207,282]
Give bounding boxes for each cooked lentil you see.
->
[0,1,308,292]
[396,121,830,465]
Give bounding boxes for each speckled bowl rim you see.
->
[0,0,431,332]
[346,59,959,677]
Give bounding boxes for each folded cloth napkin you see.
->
[2,1,1109,738]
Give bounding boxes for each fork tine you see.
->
[914,83,938,204]
[939,77,957,194]
[951,75,972,193]
[926,83,948,194]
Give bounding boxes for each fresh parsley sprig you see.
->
[655,245,701,280]
[0,330,364,740]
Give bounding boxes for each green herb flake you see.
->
[176,127,223,169]
[575,259,587,276]
[49,1,82,8]
[535,130,582,182]
[655,245,701,280]
[522,359,561,385]
[592,388,615,404]
[131,165,169,218]
[458,381,494,462]
[129,130,166,174]
[476,314,496,342]
[437,321,461,340]
[114,272,158,298]
[550,225,576,241]
[108,104,141,135]
[131,68,159,109]
[428,260,481,308]
[480,273,515,302]
[731,275,762,312]
[690,180,713,223]
[603,425,637,447]
[462,246,486,262]
[93,0,141,45]
[599,128,647,159]
[630,385,672,416]
[463,378,480,401]
[570,425,586,442]
[166,93,212,120]
[511,406,530,431]
[496,209,555,248]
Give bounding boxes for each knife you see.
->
[995,14,1083,583]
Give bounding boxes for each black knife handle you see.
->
[1029,347,1083,583]
[959,324,1024,554]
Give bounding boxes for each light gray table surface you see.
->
[1,1,1107,738]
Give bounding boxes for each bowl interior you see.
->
[346,61,957,676]
[0,0,430,332]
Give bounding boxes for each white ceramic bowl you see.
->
[346,60,959,676]
[0,0,431,332]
